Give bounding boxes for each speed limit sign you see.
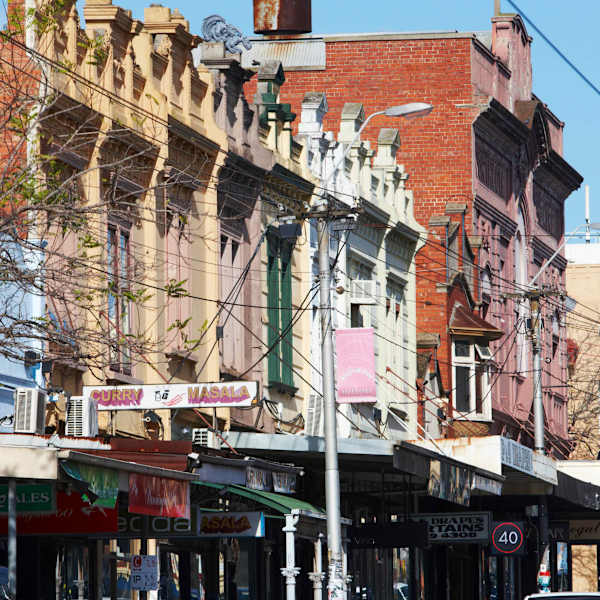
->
[491,522,525,555]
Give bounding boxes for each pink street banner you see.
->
[335,327,377,403]
[128,474,190,519]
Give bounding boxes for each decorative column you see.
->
[281,511,301,600]
[308,533,326,600]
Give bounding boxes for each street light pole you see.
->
[317,102,432,599]
[526,221,600,453]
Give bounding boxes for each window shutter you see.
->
[267,234,281,384]
[280,240,294,388]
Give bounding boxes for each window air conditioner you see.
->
[65,396,99,437]
[192,428,220,449]
[305,394,323,437]
[349,279,377,305]
[14,387,47,434]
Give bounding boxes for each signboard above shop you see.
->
[0,483,55,515]
[84,381,258,411]
[416,512,491,544]
[198,511,265,538]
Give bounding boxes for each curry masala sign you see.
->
[84,381,258,411]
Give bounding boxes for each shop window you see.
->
[552,310,560,359]
[266,229,295,391]
[452,339,492,420]
[107,222,132,374]
[480,267,492,320]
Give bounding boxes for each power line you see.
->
[505,0,600,97]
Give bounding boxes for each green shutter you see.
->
[280,241,294,388]
[267,234,281,384]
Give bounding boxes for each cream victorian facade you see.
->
[297,95,425,440]
[38,0,228,437]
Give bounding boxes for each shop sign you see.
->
[84,381,258,411]
[490,521,525,556]
[0,491,118,535]
[416,512,491,544]
[501,437,533,475]
[246,466,271,491]
[0,483,55,514]
[197,511,265,538]
[272,472,296,494]
[500,437,557,484]
[335,328,377,403]
[471,473,502,496]
[117,513,195,538]
[129,474,190,519]
[567,520,600,542]
[548,521,569,542]
[131,555,158,591]
[428,460,471,506]
[61,462,118,508]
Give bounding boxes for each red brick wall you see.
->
[0,0,39,219]
[246,37,478,228]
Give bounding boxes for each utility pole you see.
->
[529,293,545,453]
[317,215,345,600]
[316,102,432,600]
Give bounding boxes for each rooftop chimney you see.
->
[253,0,311,35]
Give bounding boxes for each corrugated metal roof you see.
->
[241,38,325,71]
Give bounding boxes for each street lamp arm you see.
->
[322,110,385,188]
[528,224,585,287]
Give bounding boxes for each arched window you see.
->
[480,266,492,319]
[515,203,529,375]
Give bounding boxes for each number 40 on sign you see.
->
[491,522,525,556]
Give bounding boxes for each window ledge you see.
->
[106,370,143,385]
[165,349,198,364]
[453,415,492,423]
[267,382,298,397]
[53,358,88,373]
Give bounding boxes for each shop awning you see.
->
[194,481,327,520]
[554,471,600,511]
[449,304,504,340]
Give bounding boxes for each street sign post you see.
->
[491,521,525,555]
[131,555,158,591]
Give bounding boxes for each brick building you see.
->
[244,11,582,455]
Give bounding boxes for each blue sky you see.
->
[85,0,599,236]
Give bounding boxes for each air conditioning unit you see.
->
[349,279,377,305]
[65,396,98,437]
[14,387,47,434]
[192,428,220,449]
[305,394,323,437]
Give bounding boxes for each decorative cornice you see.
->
[531,236,568,272]
[537,149,583,199]
[474,195,517,240]
[361,198,390,224]
[168,116,220,154]
[475,97,529,148]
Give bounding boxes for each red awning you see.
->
[449,305,504,340]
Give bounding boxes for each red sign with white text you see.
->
[128,474,190,519]
[0,491,118,535]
